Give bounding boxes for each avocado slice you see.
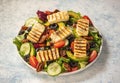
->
[72,28,79,38]
[30,43,36,56]
[68,11,81,19]
[66,51,89,62]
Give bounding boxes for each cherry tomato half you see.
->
[54,40,65,48]
[70,41,74,52]
[89,50,97,62]
[71,66,79,71]
[83,15,93,26]
[29,56,38,68]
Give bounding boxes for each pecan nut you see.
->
[36,62,44,72]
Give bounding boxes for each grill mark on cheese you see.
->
[78,25,87,31]
[48,50,53,60]
[74,48,86,51]
[56,13,60,20]
[44,50,49,61]
[32,30,42,36]
[42,51,46,61]
[50,27,72,42]
[37,52,42,63]
[28,33,38,41]
[39,51,43,63]
[60,29,68,36]
[75,44,86,47]
[47,11,69,24]
[64,28,70,35]
[78,19,89,23]
[27,36,37,43]
[77,22,89,28]
[39,51,45,62]
[74,42,86,44]
[29,32,40,38]
[56,48,59,58]
[46,50,50,61]
[74,50,86,52]
[51,48,57,60]
[37,48,60,63]
[76,19,89,36]
[53,14,56,21]
[27,23,45,43]
[74,52,86,55]
[32,28,42,34]
[56,31,63,39]
[74,38,87,57]
[78,21,89,25]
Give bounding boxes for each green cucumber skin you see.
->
[20,43,31,57]
[47,62,62,76]
[25,17,43,27]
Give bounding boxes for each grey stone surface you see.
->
[0,0,120,83]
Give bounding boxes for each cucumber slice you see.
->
[20,43,30,56]
[25,17,39,27]
[47,62,61,76]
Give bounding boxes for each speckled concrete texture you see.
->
[0,0,120,83]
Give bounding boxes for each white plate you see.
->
[18,27,103,76]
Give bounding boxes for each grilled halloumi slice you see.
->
[51,48,57,60]
[74,38,87,58]
[50,27,72,42]
[36,52,42,63]
[48,50,53,60]
[27,23,45,43]
[39,51,46,62]
[47,11,69,24]
[36,48,60,63]
[43,50,49,61]
[55,48,60,58]
[76,19,89,36]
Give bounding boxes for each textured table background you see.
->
[0,0,120,83]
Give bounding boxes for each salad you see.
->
[13,9,102,76]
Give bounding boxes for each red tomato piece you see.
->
[29,56,38,68]
[89,50,97,62]
[70,41,74,52]
[83,15,93,26]
[54,40,65,48]
[71,66,78,71]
